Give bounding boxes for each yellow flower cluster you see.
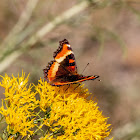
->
[0,73,38,138]
[0,73,112,140]
[36,79,112,140]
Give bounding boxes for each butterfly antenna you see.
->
[82,63,89,74]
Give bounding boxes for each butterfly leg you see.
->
[74,83,81,91]
[65,84,70,92]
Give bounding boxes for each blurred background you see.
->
[0,0,140,139]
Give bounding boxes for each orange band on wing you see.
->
[55,44,69,59]
[48,62,60,81]
[55,44,73,63]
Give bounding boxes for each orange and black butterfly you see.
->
[43,39,99,86]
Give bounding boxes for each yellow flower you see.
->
[0,73,112,140]
[0,73,38,137]
[8,137,15,140]
[36,79,90,112]
[36,79,112,140]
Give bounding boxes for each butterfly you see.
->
[43,39,99,86]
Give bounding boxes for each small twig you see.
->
[0,0,39,51]
[0,114,4,122]
[112,121,140,139]
[33,119,44,136]
[0,121,6,124]
[36,1,89,40]
[0,1,89,73]
[0,0,39,67]
[0,50,22,73]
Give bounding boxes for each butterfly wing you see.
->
[53,75,99,86]
[44,61,99,85]
[44,39,78,85]
[53,39,77,73]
